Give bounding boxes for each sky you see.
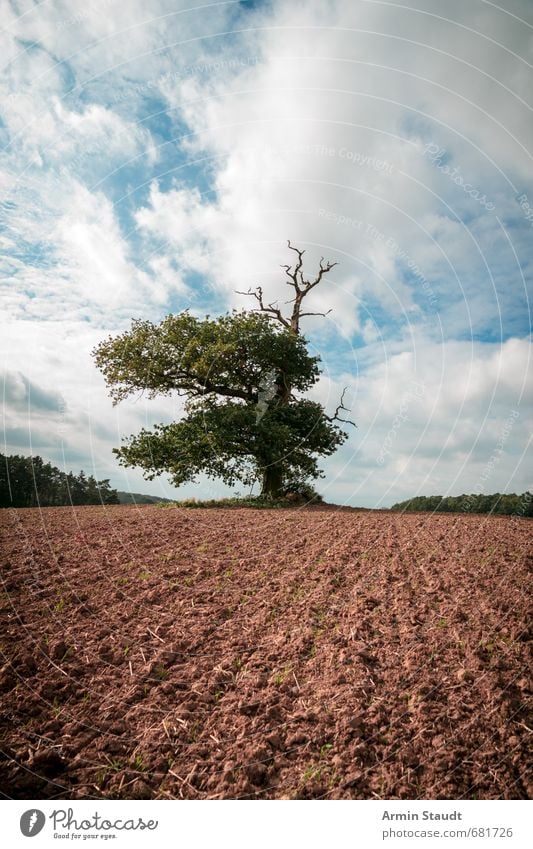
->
[1,0,532,507]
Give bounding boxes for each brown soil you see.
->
[0,505,531,800]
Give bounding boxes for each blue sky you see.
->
[1,0,532,506]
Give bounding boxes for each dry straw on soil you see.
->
[0,505,531,799]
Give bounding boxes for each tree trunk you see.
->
[261,464,283,498]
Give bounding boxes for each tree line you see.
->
[391,492,533,516]
[0,454,119,508]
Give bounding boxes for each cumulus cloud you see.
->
[1,0,531,502]
[1,318,185,494]
[312,335,532,506]
[126,2,532,360]
[2,370,65,413]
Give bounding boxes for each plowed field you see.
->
[0,505,531,799]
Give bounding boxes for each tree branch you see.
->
[237,242,338,335]
[298,309,333,319]
[326,387,357,427]
[235,286,291,329]
[285,240,305,291]
[305,257,339,293]
[166,366,255,402]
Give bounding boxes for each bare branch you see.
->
[286,240,305,290]
[305,257,339,293]
[236,286,291,329]
[326,387,357,427]
[298,309,333,319]
[237,242,338,335]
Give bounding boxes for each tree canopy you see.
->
[390,492,533,516]
[94,243,354,497]
[0,454,119,508]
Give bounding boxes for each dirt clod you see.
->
[0,505,531,799]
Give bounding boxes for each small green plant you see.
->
[104,756,124,772]
[480,640,496,656]
[188,721,201,742]
[138,570,151,580]
[53,597,65,613]
[292,584,305,601]
[153,664,168,681]
[272,664,292,686]
[132,754,146,772]
[95,769,107,787]
[328,770,340,789]
[301,764,322,785]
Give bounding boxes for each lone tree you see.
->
[93,242,355,499]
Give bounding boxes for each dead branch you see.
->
[326,387,357,427]
[235,286,291,329]
[237,242,338,335]
[298,309,333,319]
[283,241,306,291]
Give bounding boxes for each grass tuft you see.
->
[159,492,322,509]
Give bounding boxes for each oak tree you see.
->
[93,243,354,498]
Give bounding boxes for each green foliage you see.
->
[114,397,343,491]
[93,310,318,405]
[285,482,323,503]
[93,309,348,496]
[160,492,321,509]
[0,453,119,508]
[390,492,533,517]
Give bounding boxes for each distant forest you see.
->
[391,492,533,516]
[0,454,119,508]
[117,491,173,505]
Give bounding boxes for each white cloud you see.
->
[312,334,532,505]
[53,181,146,309]
[1,175,142,320]
[1,0,531,502]
[1,317,185,494]
[0,171,196,323]
[137,0,533,343]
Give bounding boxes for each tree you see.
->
[0,453,120,507]
[93,242,355,498]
